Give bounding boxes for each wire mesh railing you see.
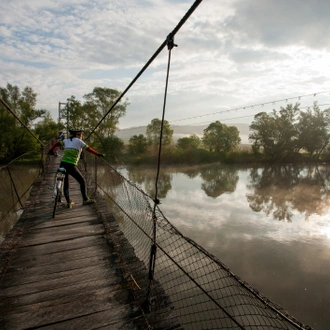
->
[81,153,313,330]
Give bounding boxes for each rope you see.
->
[86,0,203,141]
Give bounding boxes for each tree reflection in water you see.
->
[200,166,239,198]
[127,167,172,199]
[122,163,330,222]
[246,165,330,221]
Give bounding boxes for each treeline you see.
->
[124,103,330,164]
[0,83,128,161]
[1,83,330,164]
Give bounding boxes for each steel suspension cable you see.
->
[86,0,203,141]
[146,36,176,305]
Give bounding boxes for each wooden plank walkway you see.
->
[0,157,175,330]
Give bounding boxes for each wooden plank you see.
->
[4,254,116,278]
[32,214,102,229]
[8,235,106,256]
[18,224,105,247]
[9,243,112,269]
[1,263,116,288]
[24,219,102,236]
[37,309,141,330]
[0,276,123,310]
[1,285,135,329]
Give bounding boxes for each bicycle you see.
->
[52,167,66,218]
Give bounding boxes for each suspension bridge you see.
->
[0,142,314,330]
[1,155,170,329]
[0,0,316,328]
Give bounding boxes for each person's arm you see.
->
[86,146,104,157]
[48,141,62,155]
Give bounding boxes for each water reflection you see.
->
[127,167,172,198]
[246,165,330,221]
[124,164,330,221]
[119,163,330,329]
[200,166,239,198]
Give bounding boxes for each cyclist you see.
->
[48,128,104,208]
[56,131,65,141]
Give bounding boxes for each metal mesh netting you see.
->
[82,154,311,330]
[0,151,43,243]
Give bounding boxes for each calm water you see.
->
[119,164,330,330]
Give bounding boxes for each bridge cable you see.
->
[0,98,45,147]
[86,0,203,141]
[146,34,177,308]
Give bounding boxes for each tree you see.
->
[60,96,87,133]
[202,121,241,152]
[146,118,173,149]
[128,134,149,155]
[0,83,45,159]
[296,103,330,159]
[59,87,129,157]
[0,83,45,127]
[83,87,129,138]
[99,135,124,162]
[249,104,300,160]
[35,111,60,143]
[177,134,201,149]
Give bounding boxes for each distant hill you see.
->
[116,123,251,145]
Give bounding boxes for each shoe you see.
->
[67,202,74,208]
[83,199,95,205]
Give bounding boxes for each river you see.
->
[2,163,329,329]
[0,165,40,243]
[118,163,330,330]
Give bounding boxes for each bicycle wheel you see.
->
[52,190,61,218]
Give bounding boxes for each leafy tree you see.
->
[128,134,149,155]
[146,118,173,149]
[0,99,15,159]
[249,104,300,160]
[296,103,330,159]
[59,96,87,133]
[0,83,45,159]
[59,88,129,159]
[202,121,241,152]
[0,83,45,127]
[177,134,201,149]
[35,111,60,143]
[83,87,129,138]
[99,135,124,161]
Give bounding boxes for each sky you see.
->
[1,0,330,133]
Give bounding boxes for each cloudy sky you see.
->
[1,0,330,132]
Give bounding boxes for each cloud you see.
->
[229,0,330,49]
[0,0,330,128]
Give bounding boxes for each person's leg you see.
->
[60,162,71,203]
[63,172,70,203]
[69,166,88,201]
